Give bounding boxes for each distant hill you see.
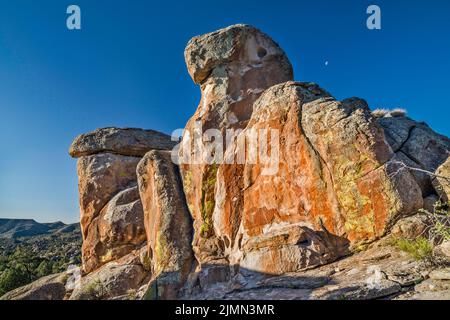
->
[0,219,80,239]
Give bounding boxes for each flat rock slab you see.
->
[182,241,438,300]
[69,252,148,300]
[0,272,68,300]
[70,127,176,158]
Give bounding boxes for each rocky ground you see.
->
[182,238,450,300]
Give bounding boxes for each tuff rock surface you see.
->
[137,150,194,299]
[70,127,176,158]
[180,240,441,300]
[179,24,294,265]
[209,81,423,274]
[70,128,175,275]
[69,251,149,300]
[378,117,450,197]
[81,185,146,273]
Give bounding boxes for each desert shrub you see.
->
[371,108,407,118]
[0,266,31,296]
[394,237,434,262]
[394,201,450,265]
[83,279,106,300]
[389,108,407,117]
[371,109,389,118]
[419,201,450,243]
[36,260,53,278]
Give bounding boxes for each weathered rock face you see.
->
[181,241,432,300]
[239,225,349,275]
[70,127,175,274]
[81,185,146,273]
[76,153,141,240]
[137,150,193,299]
[433,157,450,201]
[70,127,176,158]
[69,251,149,300]
[391,213,430,240]
[212,82,422,274]
[75,153,144,273]
[179,24,294,264]
[378,117,450,197]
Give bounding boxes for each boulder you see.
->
[423,194,439,212]
[391,214,430,240]
[69,127,176,158]
[212,82,422,275]
[0,273,68,300]
[179,24,293,264]
[82,185,146,274]
[185,24,293,84]
[433,157,450,201]
[434,241,450,260]
[404,278,450,300]
[378,117,450,197]
[137,150,194,299]
[240,225,349,275]
[69,252,148,300]
[429,268,450,280]
[76,153,140,240]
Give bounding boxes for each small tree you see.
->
[0,266,31,296]
[36,260,53,278]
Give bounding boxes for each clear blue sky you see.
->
[1,0,449,223]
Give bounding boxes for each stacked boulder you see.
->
[377,116,450,201]
[68,127,177,299]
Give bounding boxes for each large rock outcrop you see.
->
[178,25,424,274]
[213,82,422,274]
[137,150,194,299]
[179,24,294,264]
[70,128,175,274]
[57,24,450,301]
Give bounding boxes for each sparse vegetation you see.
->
[394,200,450,264]
[420,200,450,243]
[394,236,434,262]
[200,164,218,238]
[371,108,407,118]
[83,279,106,300]
[371,109,389,118]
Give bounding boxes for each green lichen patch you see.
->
[200,164,218,238]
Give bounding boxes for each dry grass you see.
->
[371,108,407,118]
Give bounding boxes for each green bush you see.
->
[395,237,434,261]
[0,266,31,296]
